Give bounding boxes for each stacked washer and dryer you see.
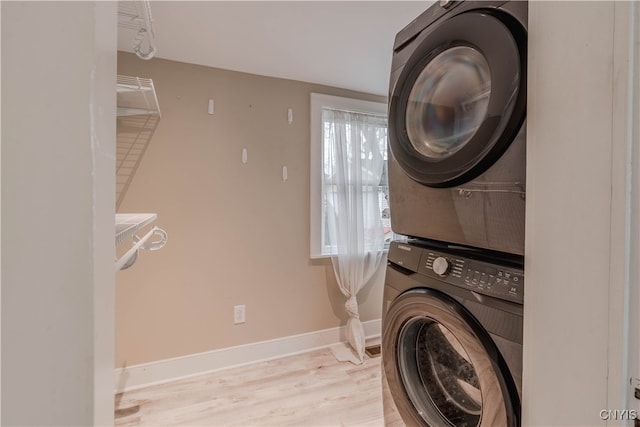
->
[381,1,527,426]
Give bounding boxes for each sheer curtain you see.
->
[324,108,386,363]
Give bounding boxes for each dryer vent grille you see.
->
[365,344,381,358]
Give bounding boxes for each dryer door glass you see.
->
[388,10,527,187]
[406,46,491,161]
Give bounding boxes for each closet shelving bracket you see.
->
[116,213,167,271]
[118,0,157,60]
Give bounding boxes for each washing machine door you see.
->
[389,9,526,187]
[382,288,520,427]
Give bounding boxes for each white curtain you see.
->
[324,108,386,363]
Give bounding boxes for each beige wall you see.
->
[116,52,387,367]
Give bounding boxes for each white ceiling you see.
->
[117,1,433,96]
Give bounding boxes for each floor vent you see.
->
[115,405,140,419]
[115,393,140,419]
[365,344,381,358]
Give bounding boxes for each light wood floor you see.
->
[115,348,384,426]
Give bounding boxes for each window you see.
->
[310,93,393,258]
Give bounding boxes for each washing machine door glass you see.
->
[399,318,481,425]
[389,10,527,187]
[383,288,519,427]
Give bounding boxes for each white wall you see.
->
[525,2,638,426]
[627,2,640,418]
[607,2,640,423]
[1,2,116,425]
[1,2,3,421]
[92,3,118,424]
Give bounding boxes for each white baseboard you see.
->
[115,319,381,393]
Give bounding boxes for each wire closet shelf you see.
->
[116,75,161,117]
[116,2,164,271]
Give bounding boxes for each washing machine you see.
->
[381,240,523,426]
[388,0,528,256]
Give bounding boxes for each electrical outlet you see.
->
[234,305,246,324]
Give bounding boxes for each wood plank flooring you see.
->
[115,348,384,426]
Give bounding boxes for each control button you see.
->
[425,254,435,268]
[432,257,450,276]
[472,271,480,284]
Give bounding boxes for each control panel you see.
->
[418,249,524,304]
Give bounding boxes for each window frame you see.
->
[310,93,389,259]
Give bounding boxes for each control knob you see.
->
[432,257,450,276]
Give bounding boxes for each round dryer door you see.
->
[389,9,527,187]
[382,288,520,427]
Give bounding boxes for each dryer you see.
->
[382,240,523,426]
[388,0,528,255]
